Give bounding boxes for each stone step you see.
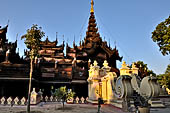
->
[148,99,165,108]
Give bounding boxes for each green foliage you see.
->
[134,61,148,70]
[152,16,170,55]
[132,61,156,78]
[54,86,75,101]
[165,64,170,74]
[157,64,170,88]
[147,70,156,76]
[21,24,45,59]
[53,86,75,109]
[21,24,45,113]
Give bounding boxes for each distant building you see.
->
[0,0,122,97]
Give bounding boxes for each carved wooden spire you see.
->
[83,0,102,48]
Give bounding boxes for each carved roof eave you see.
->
[56,44,65,48]
[0,25,8,34]
[40,42,56,46]
[100,43,122,61]
[100,42,113,55]
[66,47,76,53]
[40,38,58,47]
[111,49,123,61]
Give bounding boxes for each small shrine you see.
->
[30,88,42,104]
[120,61,138,75]
[87,60,117,103]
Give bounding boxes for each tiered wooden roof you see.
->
[0,25,22,64]
[69,0,122,76]
[37,37,73,80]
[39,37,65,61]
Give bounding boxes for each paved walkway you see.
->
[0,101,169,113]
[0,102,125,113]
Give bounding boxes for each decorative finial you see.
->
[56,32,58,41]
[73,35,75,47]
[114,41,117,48]
[7,20,10,26]
[63,35,65,42]
[90,0,94,13]
[93,60,98,66]
[16,33,18,42]
[109,38,110,48]
[103,60,109,67]
[122,61,127,68]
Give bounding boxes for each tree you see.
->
[157,64,170,88]
[165,64,170,74]
[21,24,45,113]
[133,61,156,78]
[53,86,75,110]
[152,16,170,56]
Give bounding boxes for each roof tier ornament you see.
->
[90,0,94,13]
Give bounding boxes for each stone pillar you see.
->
[88,79,99,101]
[87,61,100,101]
[90,81,99,100]
[101,78,107,101]
[101,72,115,103]
[88,80,92,99]
[106,74,114,103]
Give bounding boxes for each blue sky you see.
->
[0,0,170,74]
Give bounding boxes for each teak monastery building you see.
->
[0,0,122,97]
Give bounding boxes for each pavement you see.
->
[0,100,169,113]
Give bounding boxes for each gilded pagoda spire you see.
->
[90,0,94,13]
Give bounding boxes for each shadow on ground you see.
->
[56,107,73,110]
[16,111,43,113]
[15,107,74,113]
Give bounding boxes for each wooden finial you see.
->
[74,35,75,42]
[63,35,64,41]
[109,38,110,48]
[56,32,58,45]
[90,0,94,13]
[56,32,58,40]
[114,41,117,48]
[16,33,18,41]
[7,20,10,26]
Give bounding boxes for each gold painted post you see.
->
[99,82,102,98]
[91,0,94,13]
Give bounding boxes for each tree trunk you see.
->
[27,58,33,113]
[63,100,64,110]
